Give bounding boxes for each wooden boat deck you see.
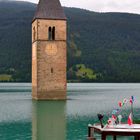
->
[87,124,140,140]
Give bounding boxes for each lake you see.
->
[0,83,140,140]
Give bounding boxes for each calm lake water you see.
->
[0,83,140,140]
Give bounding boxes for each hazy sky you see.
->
[18,0,140,14]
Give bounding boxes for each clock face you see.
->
[45,43,57,56]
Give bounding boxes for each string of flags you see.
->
[118,96,134,108]
[97,96,135,128]
[111,96,134,115]
[107,96,134,126]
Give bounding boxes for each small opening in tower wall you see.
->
[52,26,55,40]
[48,26,55,41]
[33,27,35,41]
[51,68,53,74]
[48,27,52,40]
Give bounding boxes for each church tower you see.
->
[32,0,67,100]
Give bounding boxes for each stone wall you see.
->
[32,19,67,100]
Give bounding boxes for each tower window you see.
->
[48,27,52,40]
[51,68,53,74]
[52,26,55,40]
[33,27,36,41]
[48,26,55,41]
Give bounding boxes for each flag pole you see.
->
[130,96,134,123]
[131,102,133,123]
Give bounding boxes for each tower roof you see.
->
[33,0,66,21]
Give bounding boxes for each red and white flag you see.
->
[128,113,133,125]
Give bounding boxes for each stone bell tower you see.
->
[32,0,67,100]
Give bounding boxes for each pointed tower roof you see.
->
[33,0,66,21]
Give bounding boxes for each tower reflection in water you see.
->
[32,101,66,140]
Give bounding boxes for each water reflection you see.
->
[0,83,140,140]
[32,101,66,140]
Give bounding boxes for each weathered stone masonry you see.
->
[32,0,67,100]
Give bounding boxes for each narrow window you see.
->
[33,27,35,41]
[48,27,52,40]
[52,26,55,40]
[51,68,53,74]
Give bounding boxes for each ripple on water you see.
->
[0,83,140,140]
